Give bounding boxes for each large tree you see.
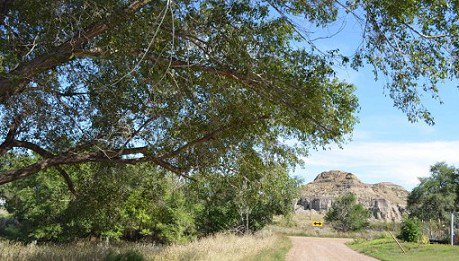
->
[407,162,459,222]
[1,1,458,187]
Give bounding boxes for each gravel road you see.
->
[286,236,378,261]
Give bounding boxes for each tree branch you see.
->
[0,122,16,156]
[10,140,77,195]
[0,0,151,103]
[0,113,270,185]
[159,115,269,160]
[0,115,22,156]
[0,143,191,185]
[402,22,448,39]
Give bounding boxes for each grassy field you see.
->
[349,237,459,261]
[0,232,289,261]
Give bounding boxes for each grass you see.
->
[349,236,459,261]
[4,212,418,261]
[247,234,291,261]
[0,231,289,261]
[0,240,160,261]
[152,231,284,261]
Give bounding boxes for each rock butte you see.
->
[295,170,408,222]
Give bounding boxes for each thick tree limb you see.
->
[0,144,188,185]
[0,0,151,103]
[11,140,77,195]
[0,114,268,185]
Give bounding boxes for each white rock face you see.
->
[296,170,408,222]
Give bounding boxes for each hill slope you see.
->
[296,170,408,221]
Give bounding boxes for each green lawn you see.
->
[349,237,459,261]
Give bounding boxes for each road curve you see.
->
[286,236,378,261]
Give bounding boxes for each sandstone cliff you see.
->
[296,170,408,221]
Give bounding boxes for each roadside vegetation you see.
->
[0,153,297,260]
[2,160,458,260]
[349,162,459,260]
[325,193,370,232]
[405,162,459,243]
[0,232,289,261]
[0,153,298,244]
[266,213,391,240]
[349,236,459,261]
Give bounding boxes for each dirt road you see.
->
[286,236,378,261]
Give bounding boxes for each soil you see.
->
[286,236,378,261]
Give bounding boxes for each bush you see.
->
[0,152,299,242]
[0,161,197,244]
[398,217,422,242]
[325,193,370,231]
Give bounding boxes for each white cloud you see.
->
[294,141,459,190]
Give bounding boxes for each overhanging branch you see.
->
[11,140,77,195]
[0,143,189,185]
[0,0,152,103]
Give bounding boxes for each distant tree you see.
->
[190,150,299,234]
[407,162,459,222]
[325,193,370,232]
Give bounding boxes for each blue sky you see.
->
[291,14,459,190]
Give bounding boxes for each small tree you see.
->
[399,217,422,242]
[325,193,370,232]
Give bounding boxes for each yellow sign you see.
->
[312,221,324,227]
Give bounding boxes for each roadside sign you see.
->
[312,221,324,227]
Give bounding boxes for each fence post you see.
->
[389,231,406,254]
[451,211,455,246]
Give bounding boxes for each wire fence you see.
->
[421,214,459,245]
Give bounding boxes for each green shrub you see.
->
[0,152,298,243]
[325,193,370,231]
[398,217,422,242]
[0,161,197,244]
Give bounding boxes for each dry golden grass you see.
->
[0,240,159,261]
[152,231,282,261]
[0,231,285,261]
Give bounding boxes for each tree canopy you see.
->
[1,0,458,186]
[407,162,459,222]
[325,192,370,231]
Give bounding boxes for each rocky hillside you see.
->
[296,170,408,222]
